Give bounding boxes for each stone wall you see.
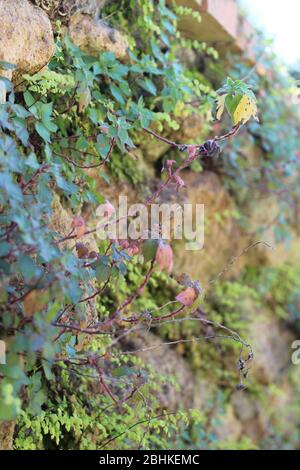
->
[0,0,127,96]
[0,0,299,450]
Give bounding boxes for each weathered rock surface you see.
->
[173,171,247,284]
[50,195,97,253]
[248,307,293,384]
[69,13,128,59]
[127,331,197,410]
[85,162,300,448]
[245,192,300,268]
[0,0,55,85]
[215,404,243,443]
[29,1,128,59]
[0,420,15,450]
[30,0,107,23]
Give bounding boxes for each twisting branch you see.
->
[152,305,184,322]
[98,411,178,450]
[52,258,156,335]
[20,164,50,192]
[214,124,241,141]
[94,362,118,404]
[205,240,273,290]
[145,140,221,204]
[142,127,195,149]
[53,137,116,169]
[105,258,156,325]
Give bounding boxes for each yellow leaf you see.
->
[233,94,259,126]
[78,87,91,114]
[215,94,227,121]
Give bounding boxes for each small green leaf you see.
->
[17,254,39,281]
[0,242,11,257]
[55,175,78,195]
[93,259,111,283]
[225,94,243,120]
[23,90,35,107]
[142,239,159,262]
[139,79,157,96]
[42,118,57,133]
[110,84,125,104]
[35,122,51,143]
[42,360,54,381]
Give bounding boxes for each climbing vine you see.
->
[0,0,278,451]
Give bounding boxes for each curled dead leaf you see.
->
[175,286,198,307]
[155,242,173,273]
[71,216,86,239]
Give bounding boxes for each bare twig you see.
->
[205,240,273,290]
[98,411,178,450]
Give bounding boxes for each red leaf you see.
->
[175,287,198,307]
[127,243,140,256]
[71,216,86,239]
[156,242,173,273]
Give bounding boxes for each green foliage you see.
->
[23,70,75,96]
[245,264,300,327]
[215,77,258,126]
[0,0,223,449]
[14,361,202,450]
[0,383,22,420]
[96,258,178,320]
[157,280,258,386]
[220,41,300,242]
[216,437,257,450]
[205,281,259,333]
[102,0,216,122]
[1,0,294,453]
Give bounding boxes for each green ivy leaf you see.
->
[0,242,11,257]
[35,122,51,143]
[55,175,78,195]
[139,78,157,96]
[93,258,111,283]
[110,84,125,104]
[23,90,36,107]
[0,76,12,92]
[142,239,159,262]
[17,254,40,281]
